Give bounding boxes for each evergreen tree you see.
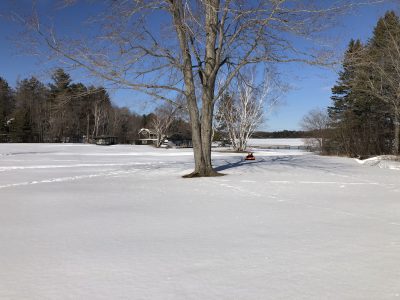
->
[328,12,400,156]
[50,68,72,92]
[12,77,49,142]
[366,11,400,154]
[48,68,72,141]
[328,39,365,155]
[0,77,14,134]
[0,70,145,144]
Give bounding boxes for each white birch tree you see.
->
[216,70,281,151]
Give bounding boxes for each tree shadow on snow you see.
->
[214,155,349,173]
[214,158,266,172]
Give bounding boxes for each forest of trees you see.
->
[0,69,157,144]
[322,11,400,157]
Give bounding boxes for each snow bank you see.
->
[355,155,400,171]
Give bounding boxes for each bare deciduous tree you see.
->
[300,108,330,151]
[216,70,281,151]
[151,102,181,148]
[91,94,110,138]
[16,0,387,176]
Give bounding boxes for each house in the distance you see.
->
[136,128,158,145]
[94,136,118,145]
[136,128,192,148]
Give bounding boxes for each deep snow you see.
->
[0,143,399,300]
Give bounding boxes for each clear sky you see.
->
[0,1,399,131]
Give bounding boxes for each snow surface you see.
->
[1,143,400,300]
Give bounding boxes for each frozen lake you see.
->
[1,143,399,299]
[247,138,305,146]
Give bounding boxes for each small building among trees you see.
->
[136,128,158,145]
[94,136,118,145]
[136,128,192,148]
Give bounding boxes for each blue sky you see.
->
[0,1,399,131]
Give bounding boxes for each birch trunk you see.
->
[394,106,399,155]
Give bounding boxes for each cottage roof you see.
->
[138,128,156,135]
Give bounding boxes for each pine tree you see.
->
[50,68,72,92]
[48,69,72,141]
[328,11,400,156]
[328,39,366,155]
[366,11,400,154]
[12,77,49,142]
[0,77,14,134]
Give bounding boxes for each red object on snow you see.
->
[245,152,255,160]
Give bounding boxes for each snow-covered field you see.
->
[1,143,400,300]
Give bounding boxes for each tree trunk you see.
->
[86,114,90,143]
[171,0,221,177]
[200,89,219,176]
[183,92,221,177]
[393,108,399,155]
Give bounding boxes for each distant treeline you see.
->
[0,69,167,144]
[251,130,314,139]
